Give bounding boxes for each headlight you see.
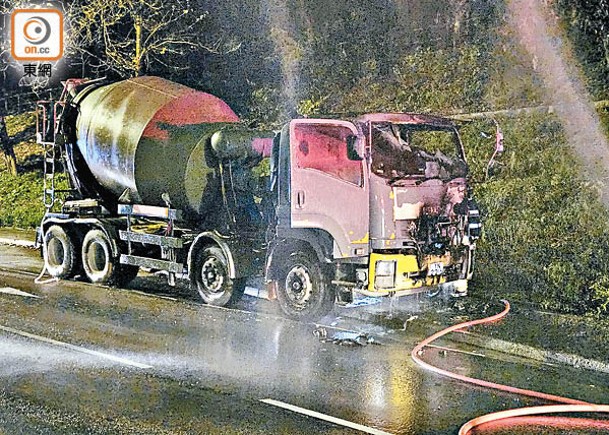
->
[375,260,396,289]
[376,260,396,277]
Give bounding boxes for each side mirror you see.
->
[346,135,363,161]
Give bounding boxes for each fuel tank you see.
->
[73,76,239,218]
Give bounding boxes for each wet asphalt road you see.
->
[1,244,609,434]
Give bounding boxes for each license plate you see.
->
[428,262,444,276]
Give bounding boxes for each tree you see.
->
[0,112,17,176]
[557,0,609,67]
[66,0,239,77]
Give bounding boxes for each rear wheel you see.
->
[44,225,77,279]
[192,245,245,307]
[277,252,334,321]
[81,229,119,285]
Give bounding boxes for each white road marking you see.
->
[0,287,40,298]
[244,286,270,300]
[0,325,153,369]
[127,289,177,301]
[0,238,36,248]
[260,398,394,435]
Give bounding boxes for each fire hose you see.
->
[411,300,609,434]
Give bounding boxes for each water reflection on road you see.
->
[0,244,608,433]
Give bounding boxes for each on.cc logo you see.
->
[11,9,63,61]
[23,16,52,45]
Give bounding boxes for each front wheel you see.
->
[192,246,245,307]
[277,253,334,321]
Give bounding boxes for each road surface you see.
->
[0,243,608,434]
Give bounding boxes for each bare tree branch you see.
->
[65,0,234,77]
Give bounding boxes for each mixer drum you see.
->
[73,76,239,218]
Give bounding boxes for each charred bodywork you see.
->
[265,113,480,305]
[357,113,480,296]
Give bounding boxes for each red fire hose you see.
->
[411,300,609,434]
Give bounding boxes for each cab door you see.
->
[290,119,369,258]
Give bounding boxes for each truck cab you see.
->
[264,114,480,319]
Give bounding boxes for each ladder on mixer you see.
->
[42,138,57,209]
[37,99,69,210]
[36,78,106,210]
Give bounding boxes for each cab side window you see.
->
[293,124,363,186]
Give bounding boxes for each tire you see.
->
[81,229,119,285]
[192,245,245,307]
[277,252,334,321]
[44,225,77,279]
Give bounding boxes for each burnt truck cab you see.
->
[358,113,480,296]
[265,113,480,318]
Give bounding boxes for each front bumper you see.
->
[365,252,452,296]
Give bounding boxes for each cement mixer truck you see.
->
[36,76,481,320]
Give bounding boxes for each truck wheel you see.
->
[81,229,119,285]
[277,252,334,321]
[44,225,77,279]
[193,246,245,307]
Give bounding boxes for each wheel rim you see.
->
[285,265,313,308]
[47,237,65,267]
[200,256,225,294]
[87,241,108,273]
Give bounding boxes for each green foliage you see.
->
[244,87,285,129]
[331,45,490,114]
[252,158,271,179]
[0,170,70,228]
[461,114,609,314]
[0,171,44,228]
[5,112,36,137]
[297,95,328,117]
[0,109,68,228]
[483,30,547,109]
[555,0,609,100]
[392,46,487,112]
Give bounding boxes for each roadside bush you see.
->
[333,45,490,114]
[461,114,609,314]
[5,112,36,138]
[0,111,70,229]
[0,171,45,228]
[0,168,70,229]
[554,0,609,101]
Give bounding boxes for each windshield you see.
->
[370,123,467,182]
